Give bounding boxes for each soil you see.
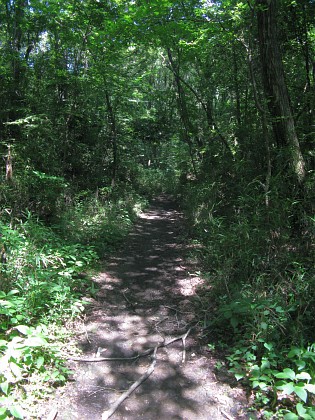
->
[42,195,253,420]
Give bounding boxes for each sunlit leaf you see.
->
[296,372,311,381]
[305,384,315,394]
[234,373,244,381]
[36,356,45,369]
[275,368,296,380]
[276,381,295,395]
[0,381,9,395]
[9,405,25,419]
[0,407,8,416]
[284,413,299,420]
[24,336,47,347]
[296,403,306,417]
[15,325,31,336]
[9,362,23,379]
[294,384,308,403]
[263,342,273,351]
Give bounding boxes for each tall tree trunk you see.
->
[105,91,118,187]
[256,0,306,184]
[167,49,233,156]
[232,46,241,128]
[167,48,198,175]
[246,39,271,207]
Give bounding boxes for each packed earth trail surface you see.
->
[45,196,251,420]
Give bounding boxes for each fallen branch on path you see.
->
[100,328,191,419]
[101,346,158,420]
[181,328,190,363]
[70,328,192,419]
[69,328,191,363]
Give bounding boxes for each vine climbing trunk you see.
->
[256,0,306,184]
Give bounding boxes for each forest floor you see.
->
[41,195,253,420]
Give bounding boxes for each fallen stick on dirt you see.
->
[46,408,58,420]
[221,409,235,420]
[101,346,158,420]
[70,328,191,363]
[181,328,190,363]
[70,328,191,419]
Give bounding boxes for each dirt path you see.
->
[46,196,250,420]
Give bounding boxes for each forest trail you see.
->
[46,196,250,420]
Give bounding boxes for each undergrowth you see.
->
[179,173,315,419]
[0,184,148,419]
[57,185,148,256]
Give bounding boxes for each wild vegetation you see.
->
[0,0,314,418]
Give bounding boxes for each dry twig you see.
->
[101,347,158,420]
[70,328,192,419]
[181,328,190,363]
[70,328,191,363]
[221,410,235,420]
[46,408,58,420]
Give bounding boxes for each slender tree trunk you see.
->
[232,46,241,127]
[5,145,13,182]
[105,91,118,187]
[167,49,198,175]
[256,0,306,184]
[167,49,233,155]
[246,40,271,207]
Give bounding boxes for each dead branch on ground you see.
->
[101,346,158,420]
[70,328,191,363]
[70,329,191,420]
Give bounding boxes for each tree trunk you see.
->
[105,91,118,187]
[256,0,306,184]
[167,48,198,175]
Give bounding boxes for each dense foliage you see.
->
[0,0,314,418]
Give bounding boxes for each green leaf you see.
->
[284,413,299,420]
[295,360,306,370]
[261,359,270,370]
[24,336,47,347]
[276,381,295,395]
[0,381,9,395]
[0,407,8,416]
[264,342,273,351]
[275,368,296,380]
[305,384,315,394]
[288,347,301,358]
[252,380,260,388]
[9,405,25,419]
[15,325,31,336]
[234,373,244,381]
[296,403,306,417]
[258,382,268,390]
[230,317,239,329]
[36,356,45,369]
[9,362,22,379]
[7,290,20,296]
[260,322,268,330]
[294,384,308,403]
[296,372,311,381]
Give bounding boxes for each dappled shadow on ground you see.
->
[53,196,249,420]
